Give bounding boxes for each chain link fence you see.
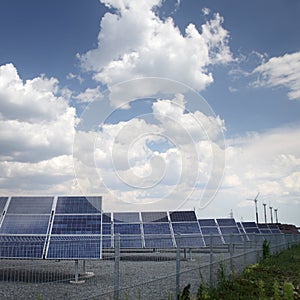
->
[0,233,299,299]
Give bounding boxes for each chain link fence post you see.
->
[209,234,213,288]
[176,234,181,300]
[114,234,120,300]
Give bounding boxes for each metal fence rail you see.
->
[0,233,299,299]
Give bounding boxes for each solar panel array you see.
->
[0,196,102,259]
[0,196,284,259]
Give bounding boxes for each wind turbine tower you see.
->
[263,203,267,224]
[247,192,260,224]
[269,205,274,224]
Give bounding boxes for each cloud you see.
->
[75,86,103,103]
[79,0,232,105]
[0,63,77,194]
[73,93,225,210]
[253,51,300,100]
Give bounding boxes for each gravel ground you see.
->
[0,247,257,300]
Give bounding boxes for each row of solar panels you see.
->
[0,196,282,260]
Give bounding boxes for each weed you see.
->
[273,280,280,300]
[283,281,294,300]
[258,280,267,300]
[179,284,191,300]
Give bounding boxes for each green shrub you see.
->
[262,239,270,260]
[273,280,281,300]
[283,281,294,300]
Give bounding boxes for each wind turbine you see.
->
[269,204,274,224]
[247,192,260,224]
[274,208,278,223]
[262,203,267,224]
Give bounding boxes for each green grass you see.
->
[180,243,300,300]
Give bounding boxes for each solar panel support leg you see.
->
[209,234,213,288]
[70,260,85,284]
[176,234,181,300]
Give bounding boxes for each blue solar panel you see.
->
[198,219,216,227]
[144,235,174,248]
[201,227,223,245]
[169,211,197,222]
[244,227,260,234]
[242,222,257,228]
[175,235,205,248]
[141,212,169,222]
[102,223,112,234]
[114,223,141,235]
[116,235,143,248]
[47,236,101,259]
[55,196,101,214]
[102,213,111,223]
[0,215,50,234]
[51,215,101,234]
[219,227,243,243]
[102,235,112,248]
[113,212,140,223]
[0,197,8,214]
[7,196,53,214]
[271,228,281,234]
[0,235,46,259]
[172,222,201,234]
[216,218,236,227]
[143,223,171,234]
[258,224,269,229]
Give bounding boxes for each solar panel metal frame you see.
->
[198,219,217,227]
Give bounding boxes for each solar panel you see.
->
[141,211,169,222]
[198,219,216,227]
[172,222,201,234]
[102,235,112,248]
[219,227,243,243]
[243,227,260,234]
[257,224,269,229]
[102,223,112,235]
[55,196,101,214]
[113,212,140,223]
[51,215,101,234]
[7,196,53,214]
[169,211,197,222]
[216,218,236,227]
[143,223,171,234]
[116,235,143,248]
[242,222,257,228]
[0,235,46,259]
[114,223,141,235]
[175,235,205,248]
[0,197,8,214]
[201,227,223,245]
[0,215,50,234]
[144,235,174,248]
[102,213,111,223]
[47,236,101,259]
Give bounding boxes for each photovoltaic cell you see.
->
[47,236,101,259]
[143,223,171,234]
[114,223,141,235]
[172,222,201,234]
[141,211,169,223]
[7,196,53,214]
[51,215,101,234]
[198,219,216,227]
[55,196,101,214]
[0,215,50,234]
[0,235,46,259]
[242,222,257,228]
[216,218,236,227]
[169,211,197,222]
[113,212,140,223]
[144,235,174,248]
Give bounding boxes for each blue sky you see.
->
[0,0,299,225]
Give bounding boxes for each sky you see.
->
[0,0,300,226]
